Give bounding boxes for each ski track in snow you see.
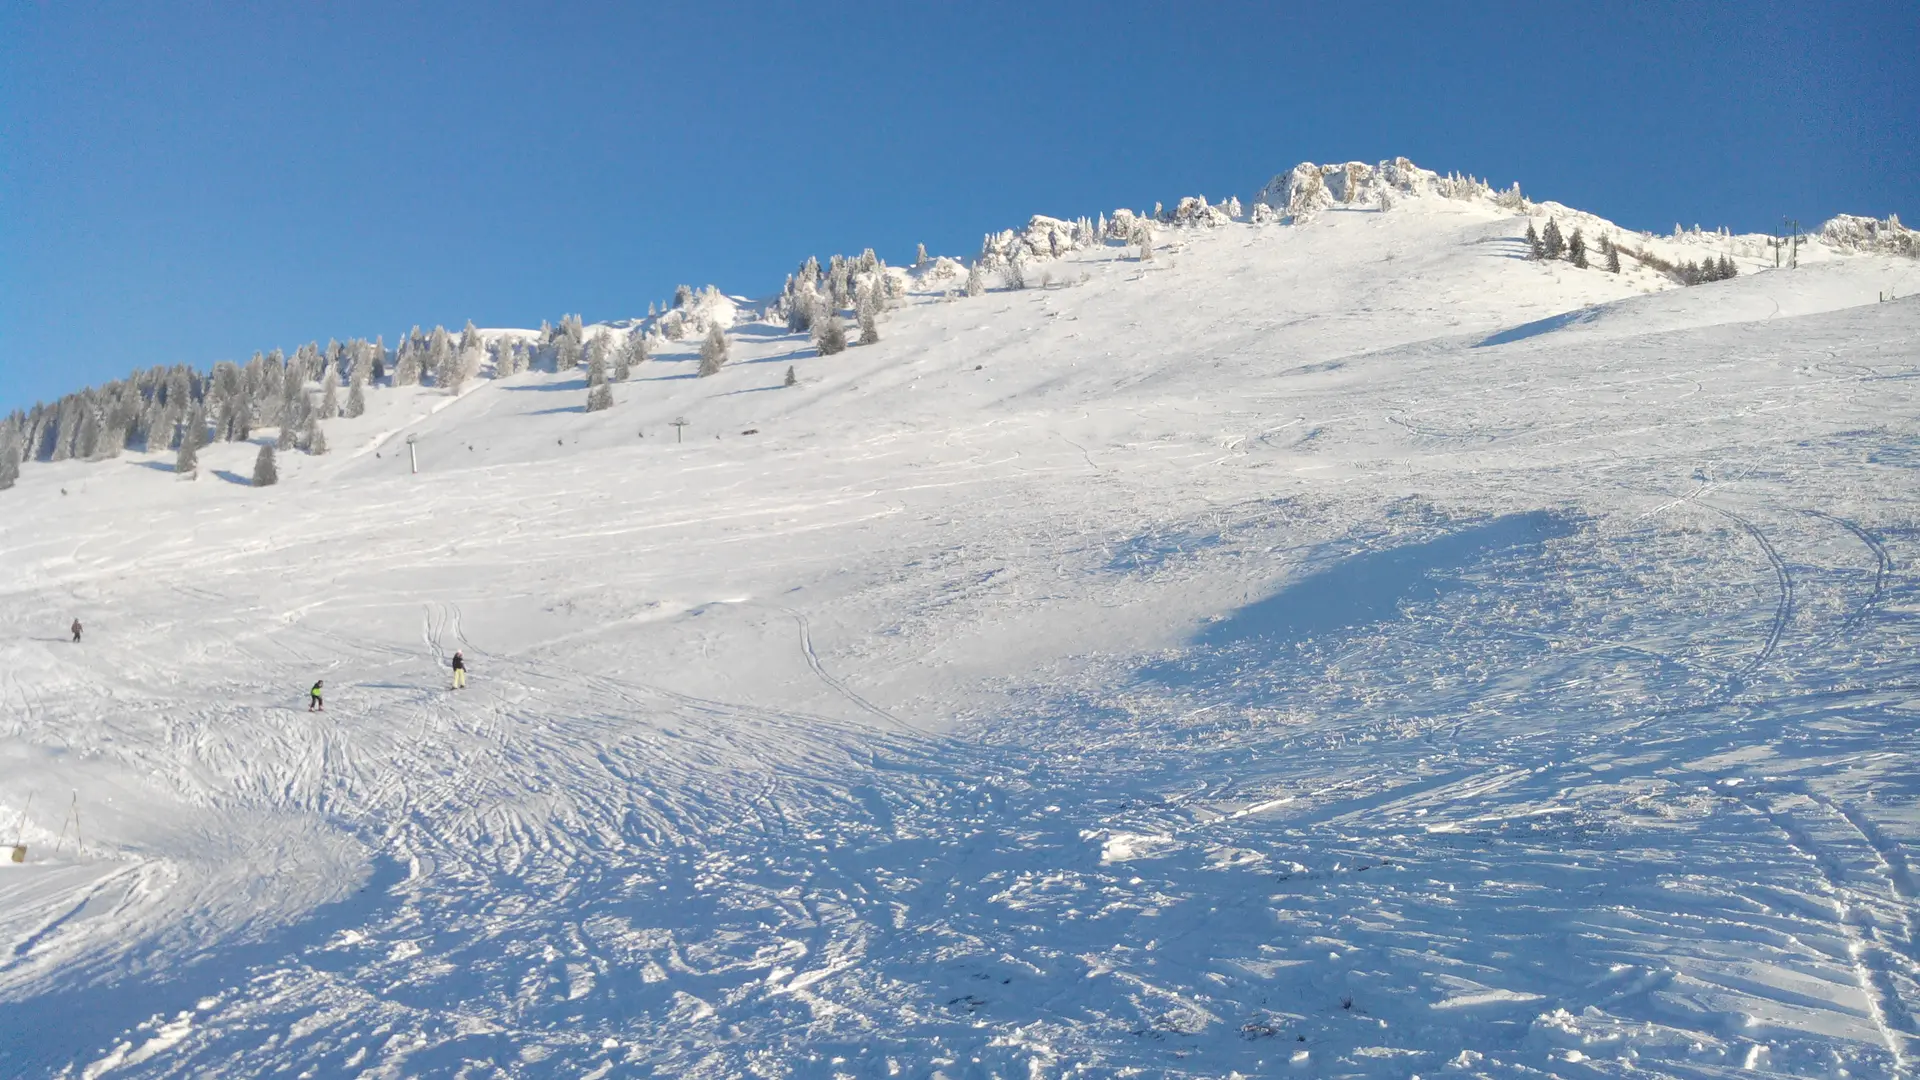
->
[0,202,1918,1078]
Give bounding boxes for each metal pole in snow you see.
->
[407,434,419,474]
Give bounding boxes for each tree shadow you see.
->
[501,377,589,394]
[128,460,176,474]
[211,470,252,486]
[1144,511,1574,690]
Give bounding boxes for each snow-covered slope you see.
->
[3,174,1919,1079]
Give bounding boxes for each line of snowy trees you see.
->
[0,337,386,487]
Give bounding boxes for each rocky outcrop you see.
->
[1821,214,1918,258]
[1254,157,1525,219]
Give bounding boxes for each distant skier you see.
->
[70,619,82,643]
[451,651,467,690]
[309,679,324,712]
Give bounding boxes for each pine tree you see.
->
[1526,222,1544,259]
[915,242,929,267]
[252,444,277,486]
[784,365,797,388]
[175,410,203,475]
[697,323,729,376]
[319,369,340,417]
[1136,223,1154,262]
[585,351,614,411]
[859,309,880,345]
[583,340,606,399]
[1542,219,1565,260]
[617,331,648,377]
[0,430,19,491]
[555,335,581,371]
[814,306,848,355]
[965,262,985,297]
[1718,255,1737,279]
[587,332,612,381]
[1568,228,1588,269]
[1605,245,1622,273]
[305,418,328,455]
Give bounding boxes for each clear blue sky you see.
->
[2,1,1914,411]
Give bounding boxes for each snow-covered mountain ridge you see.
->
[1,159,1918,1078]
[3,155,1914,489]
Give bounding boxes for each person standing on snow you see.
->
[309,679,325,712]
[451,651,467,690]
[70,618,82,643]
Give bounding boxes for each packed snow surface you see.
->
[3,192,1920,1078]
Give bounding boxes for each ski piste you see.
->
[2,166,1919,1077]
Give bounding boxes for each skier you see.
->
[451,650,467,690]
[309,679,324,712]
[70,618,82,643]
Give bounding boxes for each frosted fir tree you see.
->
[1605,244,1622,273]
[1377,187,1392,213]
[0,430,19,491]
[1568,228,1588,269]
[1718,254,1737,280]
[784,365,797,388]
[965,261,985,297]
[305,417,328,455]
[176,410,205,475]
[697,323,729,377]
[1136,223,1155,262]
[915,242,929,267]
[617,330,648,379]
[252,443,277,486]
[1525,222,1543,259]
[813,303,848,356]
[555,335,581,372]
[859,308,880,345]
[1542,219,1566,260]
[1004,249,1029,289]
[346,357,368,417]
[585,349,614,411]
[318,368,340,418]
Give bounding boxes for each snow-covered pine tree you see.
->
[252,443,277,486]
[176,409,204,474]
[555,335,581,371]
[814,302,848,355]
[1005,248,1028,289]
[784,365,797,387]
[1719,254,1737,279]
[1542,219,1566,260]
[915,242,929,267]
[1606,244,1622,273]
[305,417,328,455]
[859,308,880,345]
[585,347,614,411]
[319,367,340,417]
[1568,228,1588,269]
[697,323,729,376]
[965,261,985,297]
[346,373,366,417]
[1136,223,1154,262]
[0,428,18,491]
[370,336,387,382]
[1378,187,1392,212]
[587,332,612,381]
[1525,221,1543,259]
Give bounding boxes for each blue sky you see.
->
[2,1,1914,411]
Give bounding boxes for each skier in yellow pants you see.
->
[451,651,467,690]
